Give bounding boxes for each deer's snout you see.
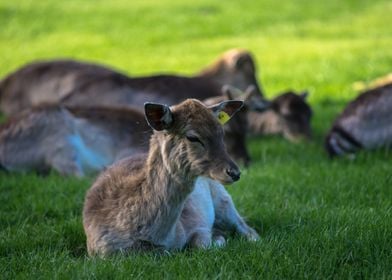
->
[224,158,241,183]
[208,157,241,184]
[226,167,240,182]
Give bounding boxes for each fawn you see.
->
[83,99,259,256]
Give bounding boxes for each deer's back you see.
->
[0,105,75,172]
[61,74,221,109]
[0,105,151,174]
[68,106,151,155]
[83,154,149,254]
[0,60,122,116]
[327,83,392,151]
[0,59,223,115]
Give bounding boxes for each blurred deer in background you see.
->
[0,105,151,176]
[0,86,262,175]
[247,90,312,142]
[0,49,266,116]
[326,82,392,157]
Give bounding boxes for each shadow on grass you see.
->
[67,240,87,258]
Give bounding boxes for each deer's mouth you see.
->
[209,171,240,185]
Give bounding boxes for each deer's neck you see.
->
[248,110,282,135]
[141,134,196,243]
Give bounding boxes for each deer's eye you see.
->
[186,135,204,147]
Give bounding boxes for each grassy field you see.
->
[1,0,392,278]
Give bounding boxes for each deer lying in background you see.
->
[247,90,312,141]
[83,99,259,256]
[0,86,256,174]
[0,49,266,116]
[0,105,151,176]
[325,83,392,157]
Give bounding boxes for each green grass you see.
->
[1,0,392,278]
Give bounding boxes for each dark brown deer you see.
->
[247,90,312,141]
[325,83,392,157]
[83,99,259,256]
[0,49,266,116]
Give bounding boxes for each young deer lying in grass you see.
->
[325,82,392,156]
[0,105,151,176]
[83,99,259,256]
[0,49,265,116]
[247,90,312,141]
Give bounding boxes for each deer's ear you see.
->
[144,102,173,131]
[234,53,253,71]
[300,91,309,100]
[243,85,271,112]
[209,100,243,125]
[222,85,235,100]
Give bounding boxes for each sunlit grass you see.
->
[1,0,392,278]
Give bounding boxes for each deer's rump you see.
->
[325,83,392,156]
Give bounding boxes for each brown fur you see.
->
[0,49,265,116]
[247,90,312,141]
[0,60,118,116]
[83,99,258,256]
[325,82,392,156]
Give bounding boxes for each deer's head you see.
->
[200,49,265,108]
[271,91,312,141]
[145,99,243,184]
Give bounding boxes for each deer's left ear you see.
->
[209,100,243,125]
[144,102,173,131]
[234,52,254,72]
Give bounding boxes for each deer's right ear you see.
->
[209,100,243,125]
[234,53,253,71]
[144,103,173,131]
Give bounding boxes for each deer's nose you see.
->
[226,168,241,182]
